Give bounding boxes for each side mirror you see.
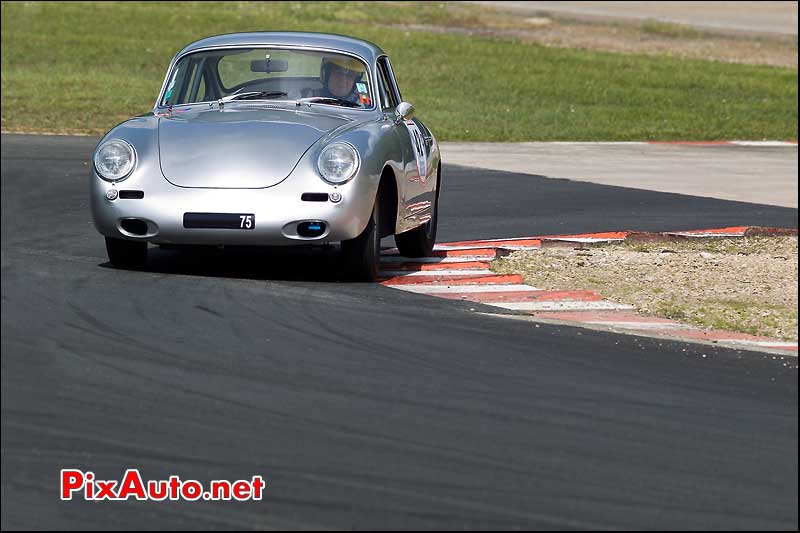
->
[395,102,414,124]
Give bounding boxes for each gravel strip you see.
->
[491,236,798,341]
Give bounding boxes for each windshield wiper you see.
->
[217,91,289,108]
[295,96,361,108]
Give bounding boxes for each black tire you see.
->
[394,177,439,258]
[341,201,381,281]
[105,237,147,269]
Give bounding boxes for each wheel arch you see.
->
[377,165,399,238]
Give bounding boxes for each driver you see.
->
[318,56,365,105]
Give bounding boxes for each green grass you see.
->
[690,300,798,340]
[1,1,797,140]
[640,19,705,39]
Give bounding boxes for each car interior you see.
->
[166,53,367,106]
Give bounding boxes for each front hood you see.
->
[158,107,351,188]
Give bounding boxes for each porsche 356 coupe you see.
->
[90,32,441,280]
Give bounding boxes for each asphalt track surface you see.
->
[1,134,797,529]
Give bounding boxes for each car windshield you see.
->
[161,48,374,110]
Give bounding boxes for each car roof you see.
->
[177,32,386,63]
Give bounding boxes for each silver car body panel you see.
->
[91,32,440,246]
[158,106,350,189]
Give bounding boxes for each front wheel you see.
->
[105,237,147,269]
[341,201,381,281]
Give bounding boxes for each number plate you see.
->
[183,213,255,230]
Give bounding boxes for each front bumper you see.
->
[90,168,378,246]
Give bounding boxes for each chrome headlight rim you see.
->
[317,142,360,185]
[93,138,137,182]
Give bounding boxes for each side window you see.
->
[163,61,193,106]
[376,68,391,110]
[196,75,207,101]
[185,59,208,102]
[163,57,210,105]
[384,58,403,103]
[377,58,399,110]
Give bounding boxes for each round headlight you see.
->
[317,143,359,184]
[93,139,136,181]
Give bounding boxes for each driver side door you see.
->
[377,56,436,232]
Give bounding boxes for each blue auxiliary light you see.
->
[297,221,326,238]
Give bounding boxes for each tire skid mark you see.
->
[49,341,583,481]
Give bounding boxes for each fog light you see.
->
[329,192,342,203]
[106,188,118,201]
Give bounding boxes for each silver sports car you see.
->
[90,32,441,280]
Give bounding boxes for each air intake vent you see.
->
[119,190,144,199]
[301,193,329,202]
[120,219,148,236]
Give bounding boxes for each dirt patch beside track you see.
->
[491,236,799,341]
[390,2,798,68]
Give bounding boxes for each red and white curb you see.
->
[479,141,798,147]
[380,226,798,356]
